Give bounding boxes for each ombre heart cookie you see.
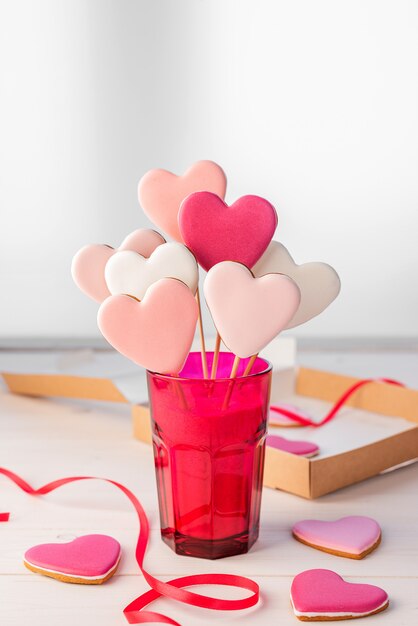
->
[71,229,165,302]
[204,261,300,358]
[138,160,227,242]
[290,569,389,621]
[98,278,198,373]
[24,534,121,584]
[253,241,340,328]
[105,242,199,300]
[266,435,319,457]
[292,516,382,559]
[179,192,278,271]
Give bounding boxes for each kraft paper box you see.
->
[3,354,418,499]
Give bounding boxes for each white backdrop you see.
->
[1,0,418,340]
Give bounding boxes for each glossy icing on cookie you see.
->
[179,192,277,271]
[290,569,388,621]
[24,534,121,584]
[266,434,319,457]
[105,242,199,300]
[138,160,227,242]
[292,516,382,559]
[98,278,198,374]
[204,261,300,358]
[253,241,340,329]
[71,229,165,302]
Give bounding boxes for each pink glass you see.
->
[147,351,272,560]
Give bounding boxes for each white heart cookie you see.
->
[252,241,340,328]
[105,242,199,300]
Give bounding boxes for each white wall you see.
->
[1,0,417,340]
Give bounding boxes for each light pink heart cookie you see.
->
[204,261,300,358]
[292,516,382,559]
[179,192,277,271]
[72,229,165,302]
[290,569,389,621]
[24,534,121,584]
[266,434,319,457]
[253,241,341,328]
[98,278,198,373]
[138,160,227,242]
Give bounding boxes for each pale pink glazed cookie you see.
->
[71,229,165,302]
[98,278,198,374]
[178,192,278,271]
[204,261,300,358]
[138,160,227,242]
[253,241,341,329]
[290,569,388,621]
[269,405,312,428]
[24,534,121,585]
[266,435,319,457]
[292,516,382,560]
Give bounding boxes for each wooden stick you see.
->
[222,355,241,410]
[243,354,258,377]
[210,333,222,379]
[195,287,209,379]
[230,355,241,379]
[174,373,188,410]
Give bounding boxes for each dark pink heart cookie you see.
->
[290,569,389,621]
[24,534,121,584]
[266,434,319,457]
[178,191,277,271]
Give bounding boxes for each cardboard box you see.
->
[3,364,418,499]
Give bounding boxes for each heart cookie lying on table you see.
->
[290,569,389,621]
[292,516,382,559]
[24,534,121,584]
[266,434,319,457]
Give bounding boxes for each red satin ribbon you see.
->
[0,467,259,625]
[270,377,405,427]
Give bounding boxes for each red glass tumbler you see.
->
[147,352,272,560]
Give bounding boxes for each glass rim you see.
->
[147,351,272,383]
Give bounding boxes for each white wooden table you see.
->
[1,349,418,625]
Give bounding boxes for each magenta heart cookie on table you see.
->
[290,569,389,621]
[292,516,382,559]
[105,242,199,300]
[138,160,227,242]
[204,261,300,358]
[266,435,319,457]
[253,241,341,328]
[24,534,121,584]
[179,192,278,271]
[98,278,198,374]
[71,229,165,302]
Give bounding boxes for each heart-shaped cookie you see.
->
[71,229,165,302]
[98,278,198,373]
[266,435,319,457]
[24,534,121,584]
[138,160,227,242]
[290,569,389,621]
[252,241,340,328]
[179,192,278,271]
[204,261,300,358]
[292,516,382,559]
[104,242,198,300]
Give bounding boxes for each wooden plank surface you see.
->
[1,349,418,625]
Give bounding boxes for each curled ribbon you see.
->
[0,467,259,625]
[270,377,405,427]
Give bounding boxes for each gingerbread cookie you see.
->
[290,569,389,621]
[24,534,121,584]
[292,516,381,559]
